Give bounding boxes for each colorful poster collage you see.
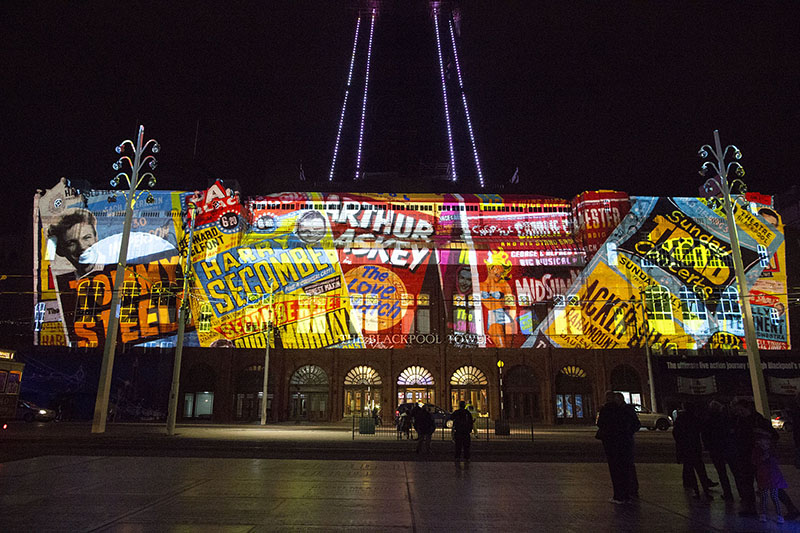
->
[33,182,790,351]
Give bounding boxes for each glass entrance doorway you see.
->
[555,365,593,424]
[343,366,382,417]
[397,366,435,406]
[450,366,489,415]
[289,365,329,421]
[397,387,434,406]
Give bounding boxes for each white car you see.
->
[633,405,672,431]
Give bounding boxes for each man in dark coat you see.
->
[451,400,474,466]
[412,404,435,455]
[702,400,735,500]
[596,391,640,503]
[673,402,716,499]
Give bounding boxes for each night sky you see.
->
[3,2,798,251]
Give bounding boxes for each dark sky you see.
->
[3,1,798,234]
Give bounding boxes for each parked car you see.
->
[771,410,792,432]
[17,400,55,422]
[633,405,672,431]
[395,402,453,428]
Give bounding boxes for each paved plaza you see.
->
[2,455,800,532]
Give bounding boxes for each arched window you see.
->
[291,365,329,385]
[450,366,488,386]
[397,366,434,386]
[344,366,382,386]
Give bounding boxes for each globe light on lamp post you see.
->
[92,125,160,434]
[497,359,505,420]
[698,129,769,417]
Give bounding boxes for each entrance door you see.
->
[507,391,537,420]
[555,393,589,421]
[397,387,434,406]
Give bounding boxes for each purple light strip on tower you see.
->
[329,15,362,181]
[448,17,484,188]
[434,9,457,181]
[354,9,376,180]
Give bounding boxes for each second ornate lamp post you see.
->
[92,125,159,434]
[698,129,769,416]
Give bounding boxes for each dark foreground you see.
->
[3,456,800,532]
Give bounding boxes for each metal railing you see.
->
[352,414,534,442]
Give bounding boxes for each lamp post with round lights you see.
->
[698,129,769,417]
[166,203,196,436]
[92,125,160,434]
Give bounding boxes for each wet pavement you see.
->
[2,455,800,532]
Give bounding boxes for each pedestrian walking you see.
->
[451,400,474,466]
[673,402,717,499]
[702,400,735,501]
[413,404,435,455]
[466,402,479,438]
[397,410,412,439]
[752,427,787,523]
[596,391,640,503]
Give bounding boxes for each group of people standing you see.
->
[673,398,797,523]
[598,390,799,524]
[398,401,475,466]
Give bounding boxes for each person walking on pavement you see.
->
[702,400,735,501]
[451,400,474,466]
[596,391,640,503]
[673,402,717,499]
[466,402,479,439]
[413,404,435,456]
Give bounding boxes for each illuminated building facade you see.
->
[31,180,791,423]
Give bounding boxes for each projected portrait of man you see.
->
[295,210,327,244]
[48,208,98,278]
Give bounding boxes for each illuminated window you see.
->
[770,308,781,325]
[757,244,770,268]
[198,303,213,333]
[33,302,46,332]
[643,284,675,334]
[554,294,582,335]
[450,366,488,386]
[679,286,708,320]
[120,281,140,323]
[719,286,743,334]
[344,366,382,386]
[398,366,434,386]
[75,279,105,323]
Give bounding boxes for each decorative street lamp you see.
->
[166,203,197,436]
[698,130,769,417]
[260,291,274,426]
[92,125,159,434]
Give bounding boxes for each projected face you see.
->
[296,211,327,244]
[456,267,472,294]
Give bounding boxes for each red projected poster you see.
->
[323,193,437,348]
[437,193,586,348]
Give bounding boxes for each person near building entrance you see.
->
[412,404,435,455]
[466,402,479,438]
[451,400,474,466]
[596,391,640,504]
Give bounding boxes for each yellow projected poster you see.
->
[528,196,785,350]
[186,189,362,349]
